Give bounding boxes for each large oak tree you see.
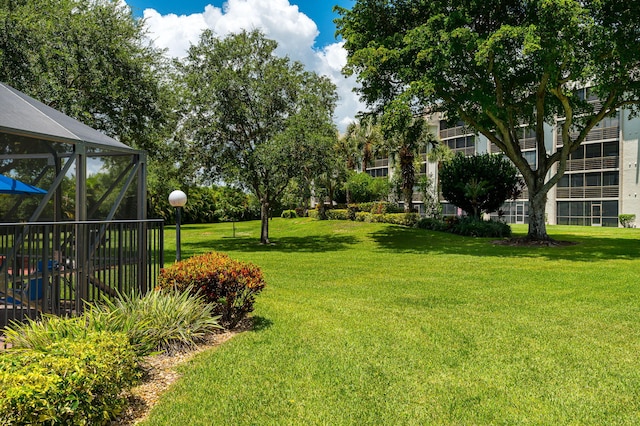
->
[336,0,640,240]
[180,30,337,244]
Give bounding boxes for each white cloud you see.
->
[136,0,365,133]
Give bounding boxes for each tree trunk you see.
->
[528,190,550,240]
[260,200,270,244]
[400,148,415,213]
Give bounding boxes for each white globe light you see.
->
[168,190,187,207]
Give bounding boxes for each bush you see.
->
[619,214,636,228]
[381,213,420,227]
[355,212,371,222]
[354,201,402,214]
[325,209,351,220]
[281,209,298,219]
[449,217,512,238]
[5,291,221,356]
[0,331,139,425]
[308,209,320,219]
[416,217,448,232]
[157,252,266,329]
[87,289,222,355]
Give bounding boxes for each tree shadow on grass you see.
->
[250,316,273,332]
[370,225,640,262]
[183,234,360,254]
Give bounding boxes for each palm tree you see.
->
[386,117,437,212]
[345,115,384,173]
[426,142,454,201]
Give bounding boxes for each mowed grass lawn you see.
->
[145,219,640,425]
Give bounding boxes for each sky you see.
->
[124,0,363,132]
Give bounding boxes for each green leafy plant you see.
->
[619,214,636,228]
[0,331,139,425]
[87,289,222,355]
[440,153,522,218]
[157,252,266,329]
[281,209,298,219]
[326,209,351,220]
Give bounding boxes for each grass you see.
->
[145,219,640,425]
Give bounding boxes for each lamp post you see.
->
[168,190,187,261]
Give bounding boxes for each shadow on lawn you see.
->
[370,226,640,262]
[183,234,360,254]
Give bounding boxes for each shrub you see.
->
[440,153,522,218]
[355,201,402,214]
[449,217,512,238]
[325,209,351,220]
[0,331,139,425]
[308,209,320,219]
[619,214,636,228]
[157,252,266,329]
[281,209,298,219]
[87,289,222,355]
[381,213,420,227]
[355,212,370,222]
[416,217,447,232]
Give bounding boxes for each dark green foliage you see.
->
[344,172,390,203]
[416,216,511,238]
[0,331,139,425]
[157,252,266,329]
[0,0,170,154]
[440,154,522,218]
[149,185,260,224]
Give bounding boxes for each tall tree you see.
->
[382,110,436,212]
[336,0,640,240]
[345,115,384,173]
[0,0,171,154]
[180,29,337,244]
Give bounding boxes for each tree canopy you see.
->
[0,0,172,154]
[336,0,640,239]
[440,153,522,218]
[180,29,338,244]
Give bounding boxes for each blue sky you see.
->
[123,0,363,131]
[126,0,353,48]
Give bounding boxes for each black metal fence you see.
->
[0,220,164,327]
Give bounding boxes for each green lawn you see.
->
[145,219,640,425]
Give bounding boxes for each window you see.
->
[558,175,569,187]
[603,142,619,157]
[585,173,601,186]
[603,171,619,186]
[585,144,601,158]
[571,174,584,187]
[570,146,584,160]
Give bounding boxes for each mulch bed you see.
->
[491,237,578,247]
[113,317,253,425]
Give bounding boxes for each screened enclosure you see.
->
[0,82,164,327]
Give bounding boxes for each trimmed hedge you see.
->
[417,216,511,238]
[0,331,139,425]
[158,252,266,329]
[325,209,351,220]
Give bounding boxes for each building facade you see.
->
[369,102,640,227]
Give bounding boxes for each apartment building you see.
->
[370,98,640,227]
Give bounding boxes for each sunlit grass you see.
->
[148,219,640,425]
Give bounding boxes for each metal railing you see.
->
[0,219,164,327]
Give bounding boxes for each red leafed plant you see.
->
[157,252,266,328]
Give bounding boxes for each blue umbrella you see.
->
[0,175,47,195]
